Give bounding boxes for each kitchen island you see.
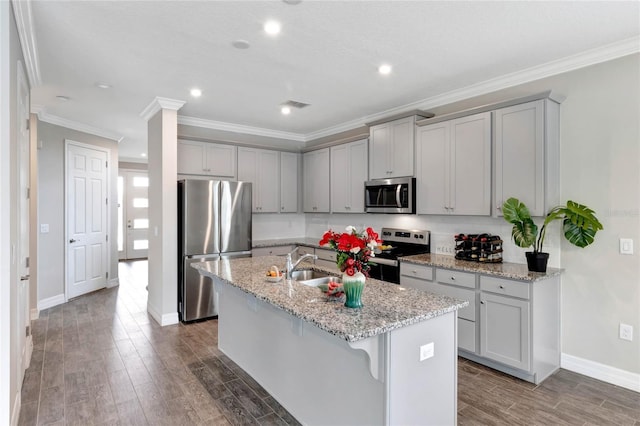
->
[193,256,468,425]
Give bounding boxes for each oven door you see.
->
[364,177,416,214]
[368,257,400,284]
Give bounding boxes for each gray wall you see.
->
[37,120,119,302]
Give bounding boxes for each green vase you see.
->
[342,271,366,308]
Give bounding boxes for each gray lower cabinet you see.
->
[400,262,560,384]
[252,245,294,257]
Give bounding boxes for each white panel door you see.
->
[124,171,149,259]
[67,142,109,299]
[16,61,31,386]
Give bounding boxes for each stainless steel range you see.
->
[368,227,430,284]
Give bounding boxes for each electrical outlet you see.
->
[620,323,633,341]
[419,342,434,361]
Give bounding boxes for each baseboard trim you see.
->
[147,302,179,327]
[107,277,119,288]
[30,308,39,321]
[561,353,640,392]
[37,294,65,311]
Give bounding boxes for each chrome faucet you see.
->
[285,248,318,278]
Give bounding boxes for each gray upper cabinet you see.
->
[330,139,368,213]
[416,112,491,215]
[177,140,237,179]
[280,152,299,213]
[237,147,280,213]
[303,148,330,213]
[369,116,416,179]
[494,99,560,217]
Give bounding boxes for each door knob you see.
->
[69,239,77,243]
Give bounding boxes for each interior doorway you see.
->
[118,170,149,260]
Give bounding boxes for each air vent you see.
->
[281,100,310,109]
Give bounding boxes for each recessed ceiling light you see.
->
[95,82,111,89]
[56,95,70,102]
[264,20,281,35]
[232,39,250,49]
[283,0,302,4]
[141,153,147,157]
[378,64,392,75]
[281,106,291,115]
[190,88,202,97]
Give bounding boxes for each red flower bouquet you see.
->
[319,226,383,277]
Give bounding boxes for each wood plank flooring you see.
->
[19,260,639,425]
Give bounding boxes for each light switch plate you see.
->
[40,224,49,233]
[620,238,633,255]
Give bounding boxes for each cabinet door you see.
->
[204,143,237,178]
[368,123,389,179]
[389,116,414,178]
[416,123,449,214]
[494,100,544,216]
[330,144,349,213]
[177,140,206,175]
[347,139,368,213]
[257,150,280,213]
[237,148,259,211]
[280,152,299,213]
[303,149,330,213]
[450,112,491,216]
[480,292,531,371]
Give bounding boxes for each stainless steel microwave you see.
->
[364,177,416,214]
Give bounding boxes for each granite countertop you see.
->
[252,237,322,249]
[400,253,563,281]
[192,256,468,343]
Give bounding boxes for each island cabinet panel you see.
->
[279,152,299,213]
[238,147,280,213]
[215,279,457,426]
[330,139,368,213]
[302,148,330,213]
[494,99,560,217]
[416,112,491,215]
[177,140,237,178]
[369,116,415,179]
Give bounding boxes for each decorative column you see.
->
[140,97,185,326]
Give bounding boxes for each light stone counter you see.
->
[400,253,563,281]
[192,255,467,342]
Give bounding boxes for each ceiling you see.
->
[22,0,640,161]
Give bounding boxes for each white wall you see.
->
[36,120,119,305]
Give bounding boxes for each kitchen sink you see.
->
[289,269,330,281]
[298,276,342,287]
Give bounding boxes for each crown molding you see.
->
[36,110,124,143]
[178,115,307,142]
[140,97,186,121]
[12,0,41,86]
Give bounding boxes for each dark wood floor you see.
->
[19,260,640,425]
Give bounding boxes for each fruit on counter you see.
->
[266,265,282,277]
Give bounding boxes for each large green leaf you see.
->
[563,201,603,231]
[563,218,597,247]
[511,218,538,248]
[502,198,532,224]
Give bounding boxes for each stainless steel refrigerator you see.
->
[178,179,252,322]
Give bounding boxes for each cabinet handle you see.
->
[480,300,485,304]
[281,206,285,210]
[497,205,502,211]
[411,270,417,274]
[499,285,504,289]
[450,276,456,281]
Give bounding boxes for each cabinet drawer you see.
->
[252,246,294,257]
[480,276,530,300]
[422,281,476,322]
[400,263,434,281]
[458,318,476,353]
[436,269,476,289]
[297,246,314,257]
[315,248,336,262]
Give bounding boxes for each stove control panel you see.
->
[380,228,430,246]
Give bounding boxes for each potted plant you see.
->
[502,197,603,272]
